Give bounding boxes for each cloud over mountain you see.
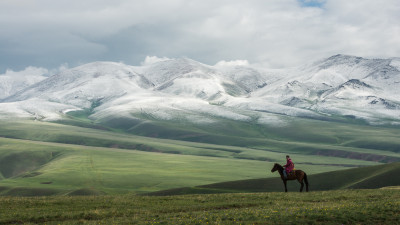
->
[1,0,399,72]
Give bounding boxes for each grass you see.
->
[122,112,400,153]
[0,138,264,195]
[0,189,398,224]
[0,117,399,196]
[149,162,400,195]
[0,136,354,196]
[0,120,395,165]
[0,114,399,224]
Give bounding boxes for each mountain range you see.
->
[1,54,400,126]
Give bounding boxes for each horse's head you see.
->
[271,163,279,173]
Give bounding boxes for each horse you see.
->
[271,163,309,192]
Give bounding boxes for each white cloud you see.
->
[215,60,250,68]
[1,66,49,77]
[0,0,399,70]
[58,63,69,72]
[141,56,171,66]
[0,66,49,99]
[1,64,70,78]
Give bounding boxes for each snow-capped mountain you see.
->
[250,54,400,123]
[0,55,399,126]
[0,72,46,100]
[3,62,153,108]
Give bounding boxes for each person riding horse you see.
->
[283,155,294,179]
[271,156,308,192]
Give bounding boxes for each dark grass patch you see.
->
[234,155,272,161]
[40,181,53,185]
[313,149,400,163]
[67,188,105,196]
[21,172,43,178]
[0,152,53,178]
[0,186,10,193]
[3,187,60,196]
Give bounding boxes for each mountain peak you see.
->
[339,79,373,89]
[317,54,366,69]
[1,55,400,125]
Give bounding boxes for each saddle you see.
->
[287,169,296,177]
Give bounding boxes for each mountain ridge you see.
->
[1,55,399,126]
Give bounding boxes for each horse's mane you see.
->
[274,163,284,171]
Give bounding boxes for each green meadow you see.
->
[0,189,398,224]
[1,115,397,195]
[0,112,399,224]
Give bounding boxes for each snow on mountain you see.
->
[144,58,227,100]
[250,55,400,124]
[0,98,79,121]
[1,55,399,125]
[143,58,214,87]
[0,68,47,99]
[217,66,269,93]
[307,55,400,115]
[320,79,375,99]
[4,62,153,108]
[92,94,252,125]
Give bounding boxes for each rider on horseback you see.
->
[283,155,294,179]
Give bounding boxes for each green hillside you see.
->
[0,115,399,196]
[0,135,364,196]
[148,162,400,195]
[95,112,400,155]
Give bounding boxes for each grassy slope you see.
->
[0,136,354,196]
[0,137,266,195]
[149,162,400,195]
[97,112,400,166]
[0,112,399,196]
[68,109,400,154]
[0,189,398,224]
[123,113,400,154]
[0,121,383,167]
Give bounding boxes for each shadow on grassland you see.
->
[147,162,400,196]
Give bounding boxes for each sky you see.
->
[1,0,400,74]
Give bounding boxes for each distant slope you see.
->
[0,121,361,196]
[148,162,400,195]
[1,120,395,197]
[0,118,399,196]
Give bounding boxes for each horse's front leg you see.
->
[300,181,304,192]
[283,180,288,192]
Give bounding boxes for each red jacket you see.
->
[284,158,294,173]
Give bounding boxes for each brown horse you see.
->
[271,163,309,192]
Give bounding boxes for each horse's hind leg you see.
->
[298,176,304,192]
[299,181,304,192]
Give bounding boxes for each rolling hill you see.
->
[0,55,400,196]
[0,119,398,196]
[148,162,400,195]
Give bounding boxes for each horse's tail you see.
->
[304,172,309,192]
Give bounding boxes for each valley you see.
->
[0,55,399,196]
[0,117,398,196]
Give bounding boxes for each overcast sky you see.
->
[1,0,399,73]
